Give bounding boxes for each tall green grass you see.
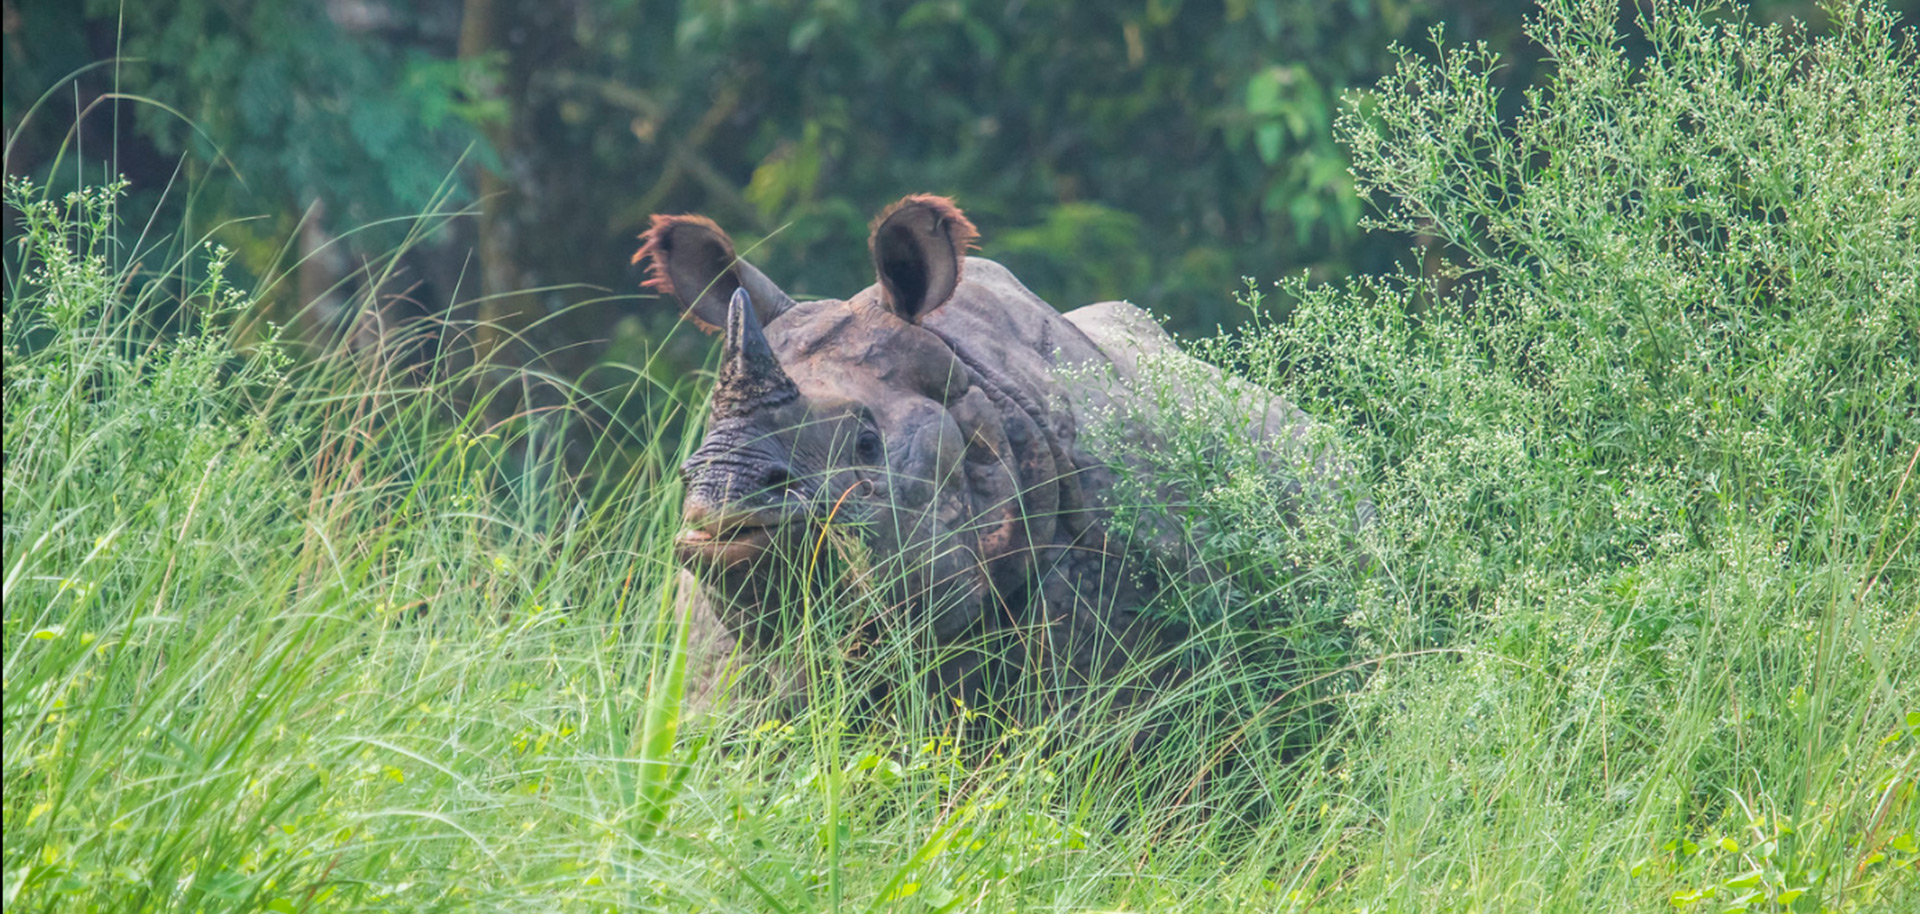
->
[5,0,1917,911]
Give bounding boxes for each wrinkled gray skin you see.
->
[644,197,1354,708]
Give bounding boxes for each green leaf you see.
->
[789,18,824,54]
[1246,69,1281,115]
[923,885,958,908]
[1255,125,1284,165]
[631,584,694,840]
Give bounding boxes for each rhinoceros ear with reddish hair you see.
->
[869,195,978,324]
[634,214,794,334]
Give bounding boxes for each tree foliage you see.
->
[2,0,1886,359]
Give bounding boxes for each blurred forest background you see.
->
[1,0,1894,385]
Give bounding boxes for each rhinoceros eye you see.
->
[855,428,883,464]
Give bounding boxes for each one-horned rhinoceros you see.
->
[640,195,1359,707]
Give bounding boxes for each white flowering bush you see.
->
[1154,0,1917,908]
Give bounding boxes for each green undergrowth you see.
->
[5,0,1918,912]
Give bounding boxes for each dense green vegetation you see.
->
[3,0,1494,337]
[5,0,1845,357]
[5,1,1917,912]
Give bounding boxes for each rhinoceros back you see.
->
[1060,299,1362,570]
[1064,299,1320,461]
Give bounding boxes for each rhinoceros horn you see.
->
[711,287,799,421]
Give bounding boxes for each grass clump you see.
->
[4,0,1917,911]
[1,176,705,911]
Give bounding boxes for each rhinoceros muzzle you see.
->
[673,524,778,569]
[673,493,813,569]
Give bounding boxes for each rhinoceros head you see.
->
[641,197,1030,647]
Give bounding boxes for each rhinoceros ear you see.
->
[869,195,978,323]
[635,214,794,334]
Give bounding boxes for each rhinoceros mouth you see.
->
[674,521,795,569]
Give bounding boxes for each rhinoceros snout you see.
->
[683,453,799,502]
[680,445,812,528]
[677,464,810,570]
[681,489,794,533]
